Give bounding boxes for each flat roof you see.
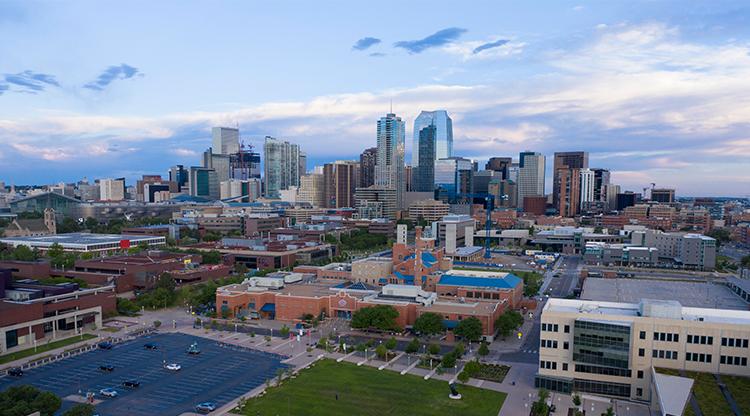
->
[545,298,750,325]
[439,271,522,290]
[581,278,747,310]
[424,299,499,315]
[0,233,165,248]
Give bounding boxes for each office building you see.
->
[518,152,545,209]
[557,168,582,217]
[411,110,453,166]
[472,170,502,195]
[229,150,261,181]
[355,186,397,219]
[592,168,611,203]
[488,179,517,208]
[169,165,189,193]
[298,174,326,208]
[553,151,588,211]
[435,157,473,202]
[414,124,436,192]
[324,160,358,208]
[408,199,450,222]
[436,214,475,254]
[220,179,261,202]
[606,184,621,211]
[579,169,595,210]
[523,196,548,215]
[630,230,717,270]
[617,192,638,211]
[263,136,301,198]
[536,297,750,409]
[375,113,406,209]
[359,147,377,188]
[99,178,125,202]
[189,167,219,199]
[299,152,307,176]
[212,126,240,155]
[485,157,512,179]
[651,188,676,204]
[202,148,231,184]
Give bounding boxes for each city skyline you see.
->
[1,1,750,196]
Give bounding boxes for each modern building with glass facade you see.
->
[518,151,545,209]
[212,126,240,155]
[411,110,453,167]
[263,136,301,198]
[434,157,473,202]
[375,113,405,209]
[537,298,750,404]
[414,124,436,192]
[189,167,219,200]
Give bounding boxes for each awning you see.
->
[260,303,276,312]
[443,320,459,329]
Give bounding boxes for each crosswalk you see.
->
[521,349,539,354]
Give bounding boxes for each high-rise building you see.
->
[579,169,595,210]
[606,184,621,211]
[435,157,473,202]
[553,151,588,215]
[651,188,676,204]
[485,157,512,179]
[324,160,358,208]
[355,186,397,219]
[412,110,453,166]
[375,113,405,209]
[359,147,377,188]
[263,136,301,198]
[472,170,503,195]
[299,173,326,207]
[518,151,546,209]
[592,168,611,203]
[414,124,436,192]
[189,167,219,200]
[616,192,638,211]
[220,179,261,202]
[169,165,189,193]
[202,149,231,184]
[212,127,240,155]
[299,152,307,176]
[99,178,125,201]
[488,179,517,208]
[229,150,261,180]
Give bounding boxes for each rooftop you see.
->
[438,270,523,290]
[0,232,165,247]
[581,278,747,310]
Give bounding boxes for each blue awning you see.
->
[378,278,388,284]
[443,320,459,329]
[260,303,276,312]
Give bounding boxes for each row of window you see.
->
[721,355,748,366]
[465,291,501,300]
[574,364,631,378]
[687,335,714,345]
[540,360,558,370]
[541,323,560,332]
[722,338,749,348]
[686,352,713,363]
[541,340,558,349]
[652,332,679,343]
[652,349,678,360]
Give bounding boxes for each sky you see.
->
[1,0,749,196]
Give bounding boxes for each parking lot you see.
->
[0,332,288,416]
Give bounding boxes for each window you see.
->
[563,342,569,350]
[653,332,679,342]
[721,356,748,366]
[541,340,558,349]
[640,331,646,340]
[639,348,645,357]
[686,352,713,363]
[637,388,643,397]
[540,360,557,370]
[721,337,749,348]
[637,370,644,379]
[564,325,570,334]
[563,363,568,371]
[688,335,714,345]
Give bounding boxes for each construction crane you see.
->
[456,193,509,259]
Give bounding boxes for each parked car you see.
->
[195,402,218,413]
[144,343,158,350]
[7,368,23,377]
[99,364,115,372]
[165,363,181,371]
[98,342,113,350]
[100,388,118,397]
[122,380,140,389]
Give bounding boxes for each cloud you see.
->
[369,52,386,58]
[2,71,60,94]
[171,148,198,157]
[84,64,141,91]
[352,37,381,51]
[0,83,8,95]
[394,27,467,54]
[11,143,73,161]
[472,39,510,54]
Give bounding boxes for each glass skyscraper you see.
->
[412,110,453,167]
[263,136,301,198]
[415,124,436,192]
[434,157,473,202]
[375,113,405,208]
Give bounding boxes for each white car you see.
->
[165,363,182,371]
[100,388,118,397]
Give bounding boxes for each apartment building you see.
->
[536,298,750,405]
[631,230,716,270]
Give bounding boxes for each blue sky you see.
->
[1,0,749,196]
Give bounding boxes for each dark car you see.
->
[122,380,140,389]
[195,401,218,413]
[99,364,115,372]
[144,343,158,350]
[7,368,23,377]
[98,342,113,350]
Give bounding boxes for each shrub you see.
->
[428,343,440,355]
[478,341,489,356]
[405,338,420,354]
[279,325,290,338]
[376,344,387,359]
[385,336,397,350]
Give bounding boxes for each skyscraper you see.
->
[518,151,545,209]
[485,157,512,179]
[412,110,453,167]
[557,168,582,217]
[591,168,610,203]
[298,152,307,176]
[434,157,473,202]
[415,124,436,192]
[579,168,595,210]
[553,151,588,213]
[211,127,240,155]
[169,165,188,193]
[263,136,301,198]
[324,160,358,208]
[188,167,219,200]
[299,173,325,207]
[375,113,405,208]
[99,178,125,201]
[359,147,377,188]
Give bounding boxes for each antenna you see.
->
[390,99,393,114]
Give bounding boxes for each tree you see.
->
[428,343,440,355]
[116,297,139,316]
[478,341,489,356]
[454,342,465,357]
[279,325,290,338]
[63,403,96,416]
[385,337,397,350]
[235,263,249,276]
[0,385,62,416]
[742,255,750,268]
[375,343,387,359]
[531,388,550,416]
[572,393,582,407]
[12,244,38,261]
[350,305,400,332]
[496,311,524,338]
[201,250,222,264]
[454,317,483,342]
[47,243,64,260]
[441,351,457,369]
[413,312,445,335]
[155,272,176,292]
[601,407,615,416]
[406,338,420,353]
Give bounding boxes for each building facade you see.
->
[263,136,301,198]
[518,152,546,210]
[412,110,453,166]
[375,113,406,209]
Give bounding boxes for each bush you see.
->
[375,344,387,359]
[428,343,440,355]
[405,338,420,354]
[478,341,489,356]
[441,351,457,369]
[385,337,397,350]
[457,370,470,383]
[279,325,290,338]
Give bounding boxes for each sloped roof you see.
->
[438,273,523,289]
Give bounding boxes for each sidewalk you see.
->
[0,333,102,371]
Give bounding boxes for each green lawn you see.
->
[0,334,98,364]
[723,375,750,415]
[685,371,733,416]
[240,359,506,416]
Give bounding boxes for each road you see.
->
[544,256,582,298]
[721,245,749,263]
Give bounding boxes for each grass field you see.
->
[0,334,97,364]
[656,368,732,416]
[240,359,507,416]
[722,375,750,415]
